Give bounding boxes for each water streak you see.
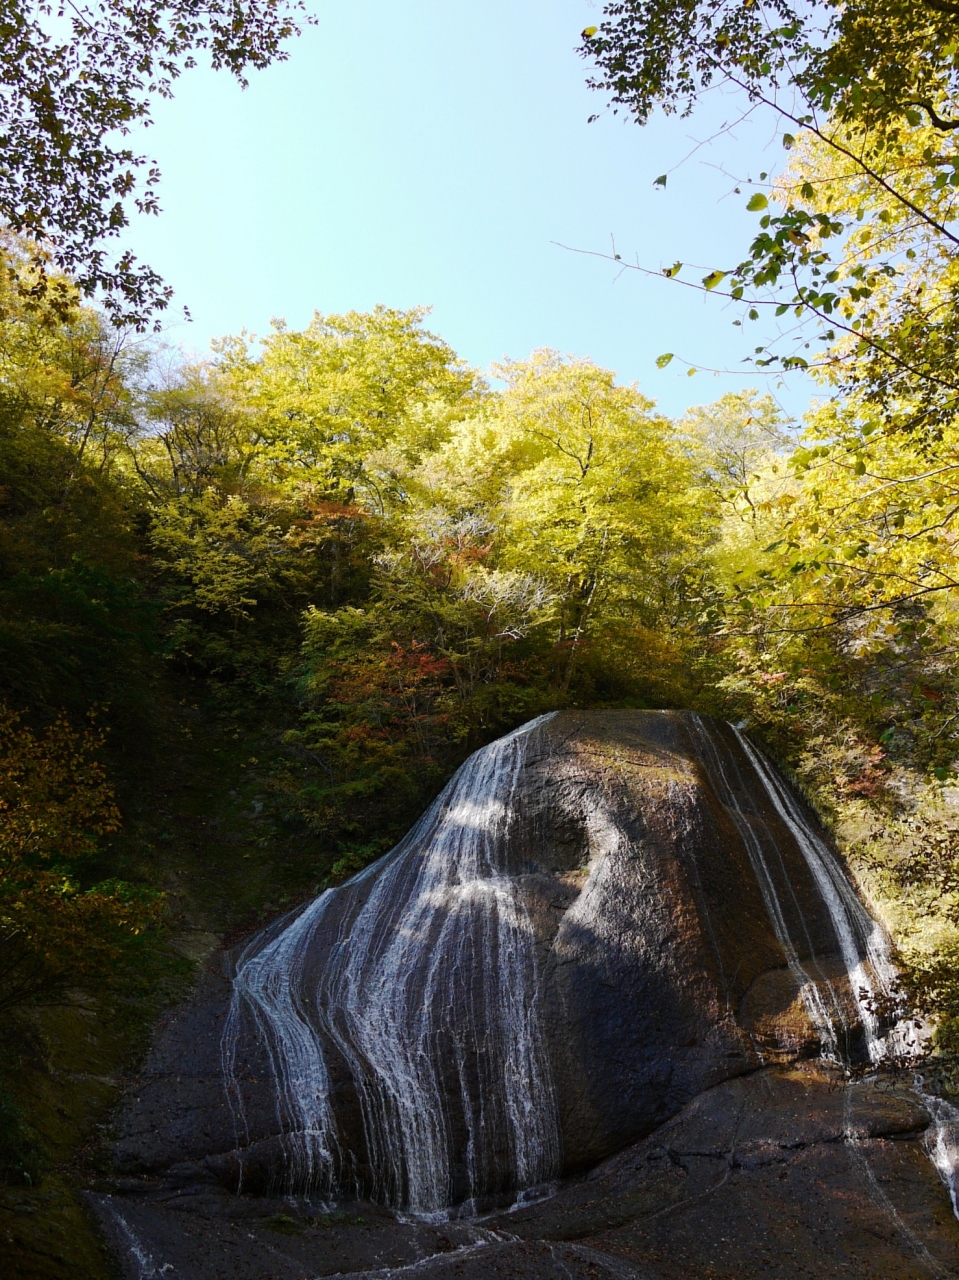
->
[686,715,842,1057]
[920,1088,959,1220]
[842,1087,951,1279]
[693,716,959,1231]
[97,1198,167,1280]
[732,726,900,1062]
[223,714,560,1216]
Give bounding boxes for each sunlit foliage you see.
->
[583,0,959,438]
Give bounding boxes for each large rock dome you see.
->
[95,712,959,1279]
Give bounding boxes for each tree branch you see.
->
[910,101,959,132]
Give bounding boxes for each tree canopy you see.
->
[583,0,959,133]
[0,0,307,325]
[579,0,959,667]
[582,0,959,434]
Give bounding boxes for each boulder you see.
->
[97,711,959,1277]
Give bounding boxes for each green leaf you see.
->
[782,133,795,149]
[746,193,769,211]
[655,352,674,368]
[653,174,667,188]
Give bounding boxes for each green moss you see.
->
[0,1087,43,1188]
[0,1175,116,1280]
[261,1213,305,1235]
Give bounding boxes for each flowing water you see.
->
[922,1093,959,1219]
[222,714,560,1217]
[689,715,901,1062]
[98,1198,166,1280]
[685,715,847,1059]
[689,715,959,1234]
[222,710,959,1227]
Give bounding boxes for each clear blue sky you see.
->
[126,0,814,420]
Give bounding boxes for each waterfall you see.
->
[731,726,899,1063]
[691,716,959,1225]
[922,1093,959,1219]
[221,708,958,1227]
[222,714,560,1217]
[737,733,959,1220]
[687,715,906,1061]
[686,715,845,1058]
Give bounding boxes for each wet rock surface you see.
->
[91,1064,959,1278]
[95,711,959,1276]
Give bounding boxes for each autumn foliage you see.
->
[0,707,162,1010]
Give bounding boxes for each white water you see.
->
[691,715,959,1231]
[729,724,959,1221]
[732,726,900,1063]
[222,714,560,1216]
[222,708,958,1230]
[687,715,844,1058]
[922,1093,959,1219]
[97,1197,169,1279]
